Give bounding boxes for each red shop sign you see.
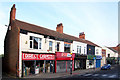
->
[22,53,55,60]
[56,52,75,58]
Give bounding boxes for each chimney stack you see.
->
[56,23,63,33]
[79,32,85,39]
[10,4,16,23]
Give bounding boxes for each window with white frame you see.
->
[64,43,71,53]
[57,42,60,51]
[96,49,99,54]
[49,41,53,51]
[84,47,86,54]
[77,46,81,54]
[29,36,42,49]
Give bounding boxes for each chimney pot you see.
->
[10,4,16,24]
[79,32,85,39]
[56,23,63,33]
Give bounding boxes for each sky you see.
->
[0,0,119,54]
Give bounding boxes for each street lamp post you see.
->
[70,53,72,74]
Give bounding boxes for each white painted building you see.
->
[102,46,118,58]
[72,41,87,55]
[95,47,102,56]
[102,46,118,64]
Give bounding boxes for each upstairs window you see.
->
[30,36,42,49]
[57,42,60,51]
[49,41,53,51]
[96,49,99,54]
[39,38,42,49]
[84,47,86,54]
[64,43,71,53]
[34,37,38,49]
[77,46,81,54]
[30,36,33,48]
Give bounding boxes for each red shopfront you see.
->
[55,52,75,73]
[22,53,55,77]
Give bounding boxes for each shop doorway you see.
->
[45,60,54,73]
[83,59,86,69]
[23,61,35,76]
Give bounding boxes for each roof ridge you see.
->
[15,19,56,32]
[15,19,100,47]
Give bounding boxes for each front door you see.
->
[96,59,101,68]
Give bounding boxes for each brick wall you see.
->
[4,20,20,76]
[56,23,63,33]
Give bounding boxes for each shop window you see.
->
[89,60,94,65]
[77,46,81,54]
[49,41,53,51]
[57,42,60,51]
[29,36,42,49]
[64,44,70,53]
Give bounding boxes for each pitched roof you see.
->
[111,47,118,51]
[117,44,120,47]
[107,47,118,53]
[14,19,100,47]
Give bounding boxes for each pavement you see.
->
[2,67,100,79]
[2,64,120,80]
[23,67,100,78]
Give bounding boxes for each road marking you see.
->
[92,74,99,76]
[84,74,92,76]
[109,74,116,78]
[102,74,107,77]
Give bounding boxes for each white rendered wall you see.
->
[73,41,87,54]
[95,47,102,56]
[102,47,118,58]
[55,40,64,52]
[20,32,56,53]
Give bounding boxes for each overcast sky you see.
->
[0,0,119,54]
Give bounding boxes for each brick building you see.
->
[3,4,102,78]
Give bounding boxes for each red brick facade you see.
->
[4,4,20,76]
[79,32,85,39]
[56,23,63,33]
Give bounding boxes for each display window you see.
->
[23,61,35,76]
[89,60,94,65]
[22,60,54,77]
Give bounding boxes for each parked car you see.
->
[101,64,111,70]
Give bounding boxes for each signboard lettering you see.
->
[61,53,71,57]
[22,53,55,60]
